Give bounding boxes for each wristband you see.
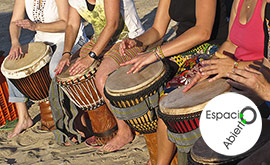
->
[156,46,165,59]
[153,49,161,60]
[62,52,72,56]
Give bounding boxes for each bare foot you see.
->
[8,118,33,138]
[101,128,134,152]
[64,137,78,146]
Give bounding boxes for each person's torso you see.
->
[230,0,265,61]
[169,0,228,45]
[25,0,65,43]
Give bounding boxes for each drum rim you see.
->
[56,60,100,84]
[104,59,178,108]
[1,42,52,79]
[159,79,231,113]
[105,60,165,94]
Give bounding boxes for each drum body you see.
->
[189,120,270,164]
[159,79,230,153]
[56,56,117,145]
[105,59,177,133]
[1,42,55,131]
[104,59,178,164]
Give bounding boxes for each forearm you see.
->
[35,20,67,33]
[9,22,21,45]
[91,24,118,56]
[63,24,80,53]
[135,27,165,47]
[160,25,211,57]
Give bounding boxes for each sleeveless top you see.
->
[69,0,143,44]
[25,0,64,43]
[230,0,264,61]
[169,0,228,45]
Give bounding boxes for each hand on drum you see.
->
[15,19,36,31]
[54,54,71,75]
[119,38,143,56]
[120,51,157,74]
[69,55,94,75]
[183,57,235,92]
[227,62,270,101]
[8,43,23,60]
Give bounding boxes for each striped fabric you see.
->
[79,40,144,65]
[167,128,201,153]
[104,42,144,65]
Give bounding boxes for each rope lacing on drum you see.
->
[60,77,104,111]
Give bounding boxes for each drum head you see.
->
[1,42,51,79]
[160,79,230,115]
[56,54,100,83]
[105,60,165,95]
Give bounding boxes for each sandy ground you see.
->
[0,0,176,164]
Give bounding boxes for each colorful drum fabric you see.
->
[110,91,160,134]
[104,59,178,134]
[1,42,52,101]
[163,43,217,95]
[159,79,230,152]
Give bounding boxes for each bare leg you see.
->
[8,102,33,138]
[95,57,134,151]
[157,117,176,165]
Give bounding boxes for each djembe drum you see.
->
[1,42,55,131]
[56,55,117,145]
[104,59,178,165]
[158,79,230,163]
[188,119,270,164]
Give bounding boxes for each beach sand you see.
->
[0,0,176,164]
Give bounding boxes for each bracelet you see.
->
[156,46,165,59]
[62,52,72,56]
[234,59,240,69]
[153,49,161,60]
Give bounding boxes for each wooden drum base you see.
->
[39,100,56,131]
[87,104,118,145]
[143,132,177,165]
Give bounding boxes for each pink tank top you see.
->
[230,0,264,61]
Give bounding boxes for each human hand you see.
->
[54,54,71,75]
[119,38,142,56]
[182,70,208,92]
[15,19,36,31]
[69,56,94,76]
[120,51,157,74]
[200,57,235,82]
[227,64,270,101]
[7,43,23,60]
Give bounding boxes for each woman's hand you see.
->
[120,51,157,74]
[227,65,270,101]
[7,43,23,60]
[200,57,235,82]
[183,56,235,92]
[69,56,94,76]
[119,38,142,56]
[15,19,36,31]
[54,54,71,75]
[182,71,208,92]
